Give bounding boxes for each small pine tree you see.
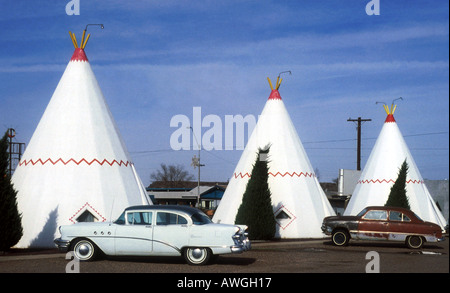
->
[235,146,276,240]
[385,159,410,210]
[0,131,23,251]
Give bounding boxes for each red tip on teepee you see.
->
[71,48,88,62]
[267,77,283,100]
[385,114,396,123]
[268,89,282,100]
[382,103,398,123]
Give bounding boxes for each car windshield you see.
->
[191,212,212,225]
[356,208,368,217]
[114,211,126,225]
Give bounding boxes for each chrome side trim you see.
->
[152,239,182,253]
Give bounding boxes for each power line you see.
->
[403,131,448,138]
[302,131,448,145]
[128,131,448,155]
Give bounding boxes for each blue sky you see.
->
[1,0,448,184]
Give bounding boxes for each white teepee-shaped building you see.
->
[12,31,151,248]
[213,78,335,238]
[344,103,446,229]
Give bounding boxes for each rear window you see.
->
[389,211,411,222]
[191,212,212,225]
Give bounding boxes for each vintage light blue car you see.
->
[54,205,250,265]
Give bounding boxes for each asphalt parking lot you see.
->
[1,236,448,275]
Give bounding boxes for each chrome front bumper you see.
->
[231,232,251,253]
[321,223,332,235]
[54,238,71,252]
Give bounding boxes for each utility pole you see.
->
[191,154,205,206]
[8,128,14,176]
[6,128,25,176]
[188,127,205,207]
[347,117,371,170]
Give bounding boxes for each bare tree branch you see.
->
[150,163,194,183]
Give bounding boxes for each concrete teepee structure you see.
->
[12,30,151,248]
[344,102,446,229]
[213,77,335,238]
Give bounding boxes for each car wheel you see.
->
[72,239,97,261]
[332,229,350,246]
[184,247,211,265]
[406,235,424,249]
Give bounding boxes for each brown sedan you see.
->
[321,206,445,249]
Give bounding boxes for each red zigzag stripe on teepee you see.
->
[18,158,132,167]
[234,172,251,178]
[358,179,424,184]
[269,171,316,178]
[234,171,316,179]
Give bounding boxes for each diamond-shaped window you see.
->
[275,210,291,220]
[76,210,99,222]
[69,202,106,223]
[274,205,297,230]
